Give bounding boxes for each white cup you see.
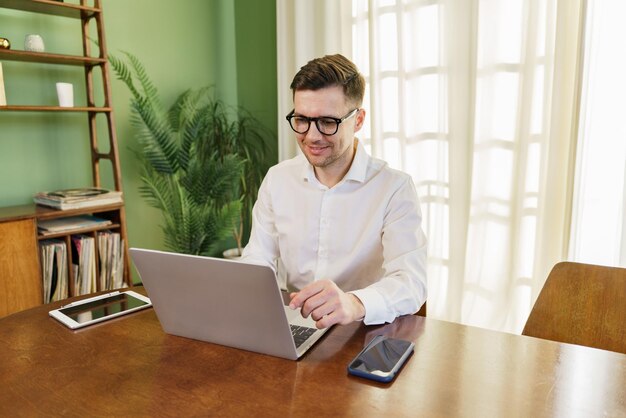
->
[24,34,45,52]
[56,82,74,107]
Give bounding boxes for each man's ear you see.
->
[354,108,366,133]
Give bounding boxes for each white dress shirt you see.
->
[241,140,427,325]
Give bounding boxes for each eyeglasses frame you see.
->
[285,108,359,136]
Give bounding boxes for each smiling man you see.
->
[241,54,427,328]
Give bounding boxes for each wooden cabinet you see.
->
[0,217,41,317]
[0,0,129,317]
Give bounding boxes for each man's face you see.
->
[293,86,364,175]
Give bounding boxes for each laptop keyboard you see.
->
[290,324,317,348]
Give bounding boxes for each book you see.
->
[40,240,68,303]
[72,234,96,296]
[34,187,123,210]
[38,215,112,236]
[97,230,126,291]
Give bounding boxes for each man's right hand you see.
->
[289,279,365,328]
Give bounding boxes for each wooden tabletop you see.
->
[1,291,625,417]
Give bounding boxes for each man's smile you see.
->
[305,143,331,156]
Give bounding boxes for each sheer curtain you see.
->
[275,0,352,161]
[276,0,584,333]
[569,0,626,268]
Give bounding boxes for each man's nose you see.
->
[305,121,324,139]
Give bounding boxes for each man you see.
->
[241,54,427,328]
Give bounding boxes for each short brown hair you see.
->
[290,54,365,107]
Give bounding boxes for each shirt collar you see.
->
[344,139,368,183]
[300,139,369,184]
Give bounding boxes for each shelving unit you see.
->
[0,0,130,317]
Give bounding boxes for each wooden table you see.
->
[1,291,625,417]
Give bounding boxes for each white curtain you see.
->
[569,0,626,268]
[276,0,352,161]
[276,0,585,333]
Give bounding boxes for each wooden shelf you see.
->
[37,222,121,240]
[0,105,112,112]
[0,0,99,19]
[34,202,125,220]
[0,203,125,222]
[0,49,105,66]
[0,0,129,316]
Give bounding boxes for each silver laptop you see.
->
[130,248,329,360]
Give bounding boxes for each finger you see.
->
[288,281,325,309]
[301,291,329,318]
[315,310,343,329]
[309,299,336,321]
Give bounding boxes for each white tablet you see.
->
[49,290,152,329]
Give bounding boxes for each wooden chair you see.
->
[522,261,626,354]
[416,302,427,317]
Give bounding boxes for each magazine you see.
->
[38,215,113,236]
[34,187,122,210]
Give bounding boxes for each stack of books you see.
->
[97,231,125,291]
[34,187,123,210]
[72,234,97,296]
[40,230,125,299]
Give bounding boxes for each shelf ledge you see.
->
[0,105,112,112]
[0,0,100,19]
[0,49,106,66]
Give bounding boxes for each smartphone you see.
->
[49,290,152,329]
[347,335,415,383]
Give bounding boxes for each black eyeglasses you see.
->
[286,108,359,136]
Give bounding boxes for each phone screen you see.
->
[348,336,414,381]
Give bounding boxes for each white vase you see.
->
[24,34,45,52]
[55,82,74,107]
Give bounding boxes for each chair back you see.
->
[522,262,626,354]
[416,302,427,317]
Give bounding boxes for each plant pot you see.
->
[222,248,242,260]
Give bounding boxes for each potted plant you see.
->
[110,52,269,257]
[192,97,271,257]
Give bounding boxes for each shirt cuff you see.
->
[349,288,390,325]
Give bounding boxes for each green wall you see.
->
[0,0,277,281]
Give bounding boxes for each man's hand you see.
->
[289,280,365,328]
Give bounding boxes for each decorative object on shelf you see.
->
[0,62,6,106]
[0,37,10,49]
[24,34,45,52]
[110,52,270,257]
[55,82,73,107]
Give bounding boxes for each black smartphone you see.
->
[347,335,415,383]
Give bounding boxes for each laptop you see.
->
[130,248,329,360]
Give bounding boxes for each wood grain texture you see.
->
[0,49,106,66]
[0,288,624,417]
[523,261,626,354]
[0,219,42,317]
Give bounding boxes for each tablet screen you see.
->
[59,292,149,324]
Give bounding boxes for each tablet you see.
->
[49,290,152,329]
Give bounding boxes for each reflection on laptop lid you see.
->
[130,248,329,360]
